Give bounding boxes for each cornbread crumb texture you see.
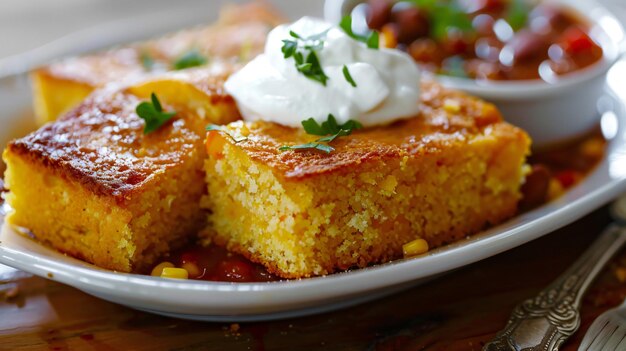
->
[31,2,284,123]
[3,90,212,272]
[204,82,531,278]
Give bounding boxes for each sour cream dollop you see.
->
[224,17,421,128]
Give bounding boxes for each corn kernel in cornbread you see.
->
[203,82,531,278]
[31,2,283,124]
[2,85,234,272]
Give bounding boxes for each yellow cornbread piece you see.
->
[31,2,283,124]
[203,82,531,278]
[3,89,215,272]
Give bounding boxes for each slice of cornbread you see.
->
[31,2,284,124]
[203,82,531,278]
[2,75,238,271]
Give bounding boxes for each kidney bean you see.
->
[391,4,430,44]
[529,4,567,31]
[442,32,472,56]
[367,0,394,30]
[507,29,550,63]
[561,26,595,55]
[473,14,496,36]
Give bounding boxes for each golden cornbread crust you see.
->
[203,81,531,278]
[3,87,230,272]
[31,2,284,123]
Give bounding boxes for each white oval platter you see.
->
[1,0,626,322]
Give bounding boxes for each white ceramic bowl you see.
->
[325,0,626,148]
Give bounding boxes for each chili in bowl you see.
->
[325,0,626,148]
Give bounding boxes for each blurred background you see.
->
[1,0,625,62]
[0,0,323,64]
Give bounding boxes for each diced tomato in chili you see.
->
[561,26,595,55]
[555,170,580,188]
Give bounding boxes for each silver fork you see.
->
[483,195,626,351]
[578,196,626,351]
[579,306,626,350]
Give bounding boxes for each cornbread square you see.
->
[203,82,531,278]
[31,2,283,124]
[3,83,236,272]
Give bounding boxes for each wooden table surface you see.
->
[1,207,625,351]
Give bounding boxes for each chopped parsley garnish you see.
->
[279,142,335,153]
[281,30,330,86]
[339,16,379,50]
[302,114,363,136]
[173,50,208,70]
[206,124,248,143]
[407,0,474,41]
[280,114,363,154]
[136,93,176,134]
[342,65,357,87]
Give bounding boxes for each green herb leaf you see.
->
[342,65,357,87]
[297,62,313,71]
[206,124,248,143]
[281,29,330,86]
[366,31,379,49]
[407,1,474,41]
[289,30,302,39]
[151,92,163,111]
[279,143,335,153]
[339,16,357,40]
[301,118,327,135]
[313,144,335,153]
[340,120,364,131]
[173,50,208,70]
[136,93,176,134]
[316,129,352,143]
[410,0,437,10]
[339,16,379,50]
[301,114,363,136]
[281,114,363,153]
[506,0,529,32]
[281,39,298,58]
[321,114,340,134]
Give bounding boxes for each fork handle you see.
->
[483,224,626,351]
